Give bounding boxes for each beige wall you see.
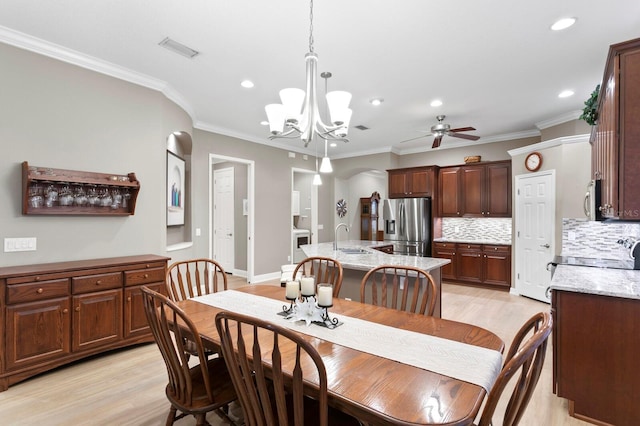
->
[0,42,191,267]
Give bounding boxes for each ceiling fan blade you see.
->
[449,126,476,133]
[432,135,443,148]
[447,132,480,141]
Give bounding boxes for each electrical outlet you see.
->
[195,228,201,236]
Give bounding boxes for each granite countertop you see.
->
[550,264,640,300]
[301,240,450,272]
[433,237,512,245]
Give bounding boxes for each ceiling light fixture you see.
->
[264,0,352,147]
[430,100,443,107]
[551,17,576,31]
[370,98,384,106]
[558,90,574,98]
[241,80,254,88]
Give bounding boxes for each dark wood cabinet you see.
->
[22,161,140,216]
[439,161,511,217]
[387,166,437,198]
[0,254,169,391]
[360,193,380,240]
[433,242,511,288]
[591,37,640,220]
[432,242,456,281]
[553,290,640,425]
[439,167,462,216]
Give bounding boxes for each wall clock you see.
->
[525,152,543,172]
[336,199,347,217]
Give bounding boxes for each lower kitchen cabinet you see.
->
[553,289,640,425]
[0,254,170,391]
[433,242,511,289]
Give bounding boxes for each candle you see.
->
[300,276,315,296]
[317,284,333,307]
[285,280,299,300]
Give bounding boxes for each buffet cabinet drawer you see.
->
[6,279,70,304]
[483,244,510,253]
[72,271,122,294]
[124,265,166,286]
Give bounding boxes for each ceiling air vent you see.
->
[355,125,370,131]
[159,37,200,59]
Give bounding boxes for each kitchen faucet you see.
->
[334,223,349,250]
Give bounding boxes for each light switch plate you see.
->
[4,237,37,252]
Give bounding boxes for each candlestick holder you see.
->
[278,296,296,317]
[317,305,342,329]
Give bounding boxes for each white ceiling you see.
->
[1,0,639,158]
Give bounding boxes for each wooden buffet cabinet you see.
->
[433,242,511,289]
[552,289,640,425]
[438,160,511,217]
[0,254,169,391]
[591,37,640,220]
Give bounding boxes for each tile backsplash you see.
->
[441,217,512,243]
[561,218,640,259]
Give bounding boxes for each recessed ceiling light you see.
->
[430,99,443,107]
[241,80,254,88]
[260,120,269,126]
[551,17,576,31]
[370,98,384,106]
[330,142,337,148]
[558,90,574,98]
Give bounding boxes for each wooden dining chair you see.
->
[475,311,553,426]
[359,265,437,316]
[215,311,360,426]
[292,256,344,297]
[165,258,228,302]
[141,286,237,426]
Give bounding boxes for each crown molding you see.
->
[535,110,582,129]
[508,133,589,157]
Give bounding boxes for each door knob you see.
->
[540,243,550,248]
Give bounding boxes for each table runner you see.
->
[194,290,502,392]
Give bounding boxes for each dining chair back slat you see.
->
[166,258,228,302]
[360,265,437,316]
[141,286,236,425]
[476,311,552,426]
[292,257,343,297]
[215,311,329,426]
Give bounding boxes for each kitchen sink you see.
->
[339,248,370,254]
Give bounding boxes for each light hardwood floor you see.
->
[0,277,590,426]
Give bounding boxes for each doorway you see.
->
[209,154,255,283]
[291,168,318,263]
[213,167,234,272]
[514,170,556,303]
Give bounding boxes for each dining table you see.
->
[173,285,505,426]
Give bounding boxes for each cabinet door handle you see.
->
[37,288,44,294]
[127,297,131,302]
[63,309,69,314]
[96,280,102,285]
[75,307,80,312]
[144,273,149,278]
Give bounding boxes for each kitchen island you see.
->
[550,264,640,425]
[301,240,450,317]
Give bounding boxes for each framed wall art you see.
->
[167,150,185,226]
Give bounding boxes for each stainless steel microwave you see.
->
[584,179,603,221]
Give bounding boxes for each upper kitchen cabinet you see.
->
[387,166,438,198]
[591,37,640,220]
[438,161,511,218]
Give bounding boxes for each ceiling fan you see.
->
[402,115,481,148]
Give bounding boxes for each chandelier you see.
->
[264,0,353,148]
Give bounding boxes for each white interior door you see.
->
[515,171,555,303]
[214,167,234,272]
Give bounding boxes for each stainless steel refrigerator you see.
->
[382,197,431,256]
